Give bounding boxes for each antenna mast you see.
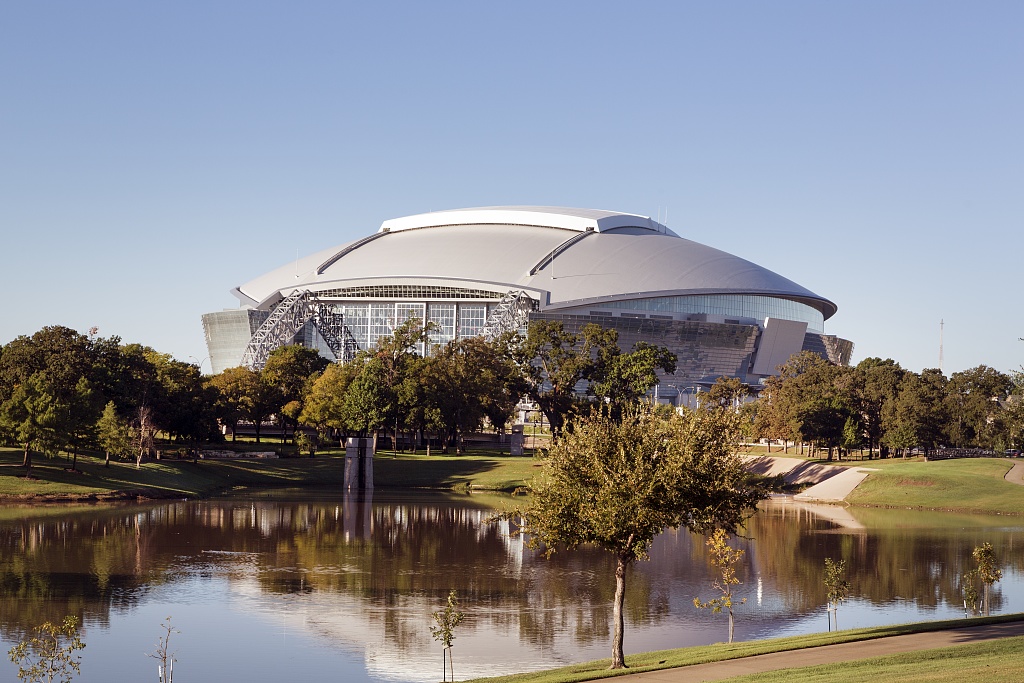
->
[939,319,944,372]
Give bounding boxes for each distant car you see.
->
[1004,449,1021,457]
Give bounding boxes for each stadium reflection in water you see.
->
[1,492,1022,683]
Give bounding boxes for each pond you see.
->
[1,491,1022,683]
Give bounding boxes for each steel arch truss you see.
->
[240,290,359,370]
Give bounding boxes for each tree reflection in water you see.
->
[0,493,1021,682]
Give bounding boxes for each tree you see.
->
[7,615,85,683]
[209,366,280,443]
[96,401,132,467]
[505,404,766,669]
[798,396,854,460]
[146,616,179,683]
[358,319,429,454]
[754,352,830,453]
[824,557,850,630]
[945,366,1012,448]
[588,341,676,418]
[430,589,465,682]
[962,568,981,616]
[693,529,747,643]
[972,542,1002,616]
[707,376,750,411]
[853,358,905,458]
[263,345,329,443]
[419,336,522,453]
[0,373,57,469]
[512,320,618,438]
[299,362,359,444]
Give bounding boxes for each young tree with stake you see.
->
[824,557,851,630]
[430,590,464,682]
[693,528,747,643]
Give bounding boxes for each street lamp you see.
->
[189,355,210,375]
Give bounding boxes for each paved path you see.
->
[622,620,1024,682]
[793,466,877,502]
[1005,462,1024,486]
[742,456,876,503]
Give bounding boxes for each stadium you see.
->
[202,206,852,404]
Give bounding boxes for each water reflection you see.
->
[1,494,1022,683]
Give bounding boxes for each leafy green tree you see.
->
[356,319,429,454]
[972,542,1002,616]
[263,345,329,443]
[693,529,747,643]
[512,320,618,438]
[853,358,905,458]
[962,568,981,616]
[145,351,217,446]
[506,404,766,669]
[430,589,465,682]
[824,557,851,630]
[707,376,750,411]
[588,341,676,418]
[797,396,854,460]
[1,373,58,468]
[209,366,280,443]
[754,352,828,453]
[945,366,1012,448]
[96,401,132,467]
[299,362,359,444]
[7,615,85,683]
[341,359,390,446]
[419,336,522,453]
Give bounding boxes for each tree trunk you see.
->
[728,609,735,644]
[22,442,32,469]
[611,553,628,669]
[984,584,990,616]
[105,450,110,468]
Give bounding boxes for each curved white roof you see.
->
[234,206,837,319]
[378,206,677,236]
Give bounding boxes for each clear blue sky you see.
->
[2,1,1021,376]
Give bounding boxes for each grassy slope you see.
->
[721,636,1024,683]
[464,614,1024,683]
[2,445,1021,513]
[845,458,1023,514]
[0,446,541,500]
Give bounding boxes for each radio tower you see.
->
[939,319,944,373]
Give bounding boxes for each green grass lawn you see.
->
[845,458,1023,514]
[720,636,1024,682]
[0,445,542,500]
[464,614,1024,683]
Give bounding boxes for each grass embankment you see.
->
[724,637,1024,683]
[844,457,1023,515]
[0,445,540,501]
[465,613,1024,683]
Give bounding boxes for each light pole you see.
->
[189,355,210,375]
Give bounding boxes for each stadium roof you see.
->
[233,206,837,319]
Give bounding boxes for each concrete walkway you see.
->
[1004,462,1024,486]
[793,466,877,502]
[623,620,1024,682]
[742,455,875,503]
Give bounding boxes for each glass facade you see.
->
[599,295,825,333]
[457,304,488,338]
[323,300,495,354]
[530,311,761,393]
[427,303,456,352]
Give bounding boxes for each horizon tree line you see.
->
[1,323,1021,466]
